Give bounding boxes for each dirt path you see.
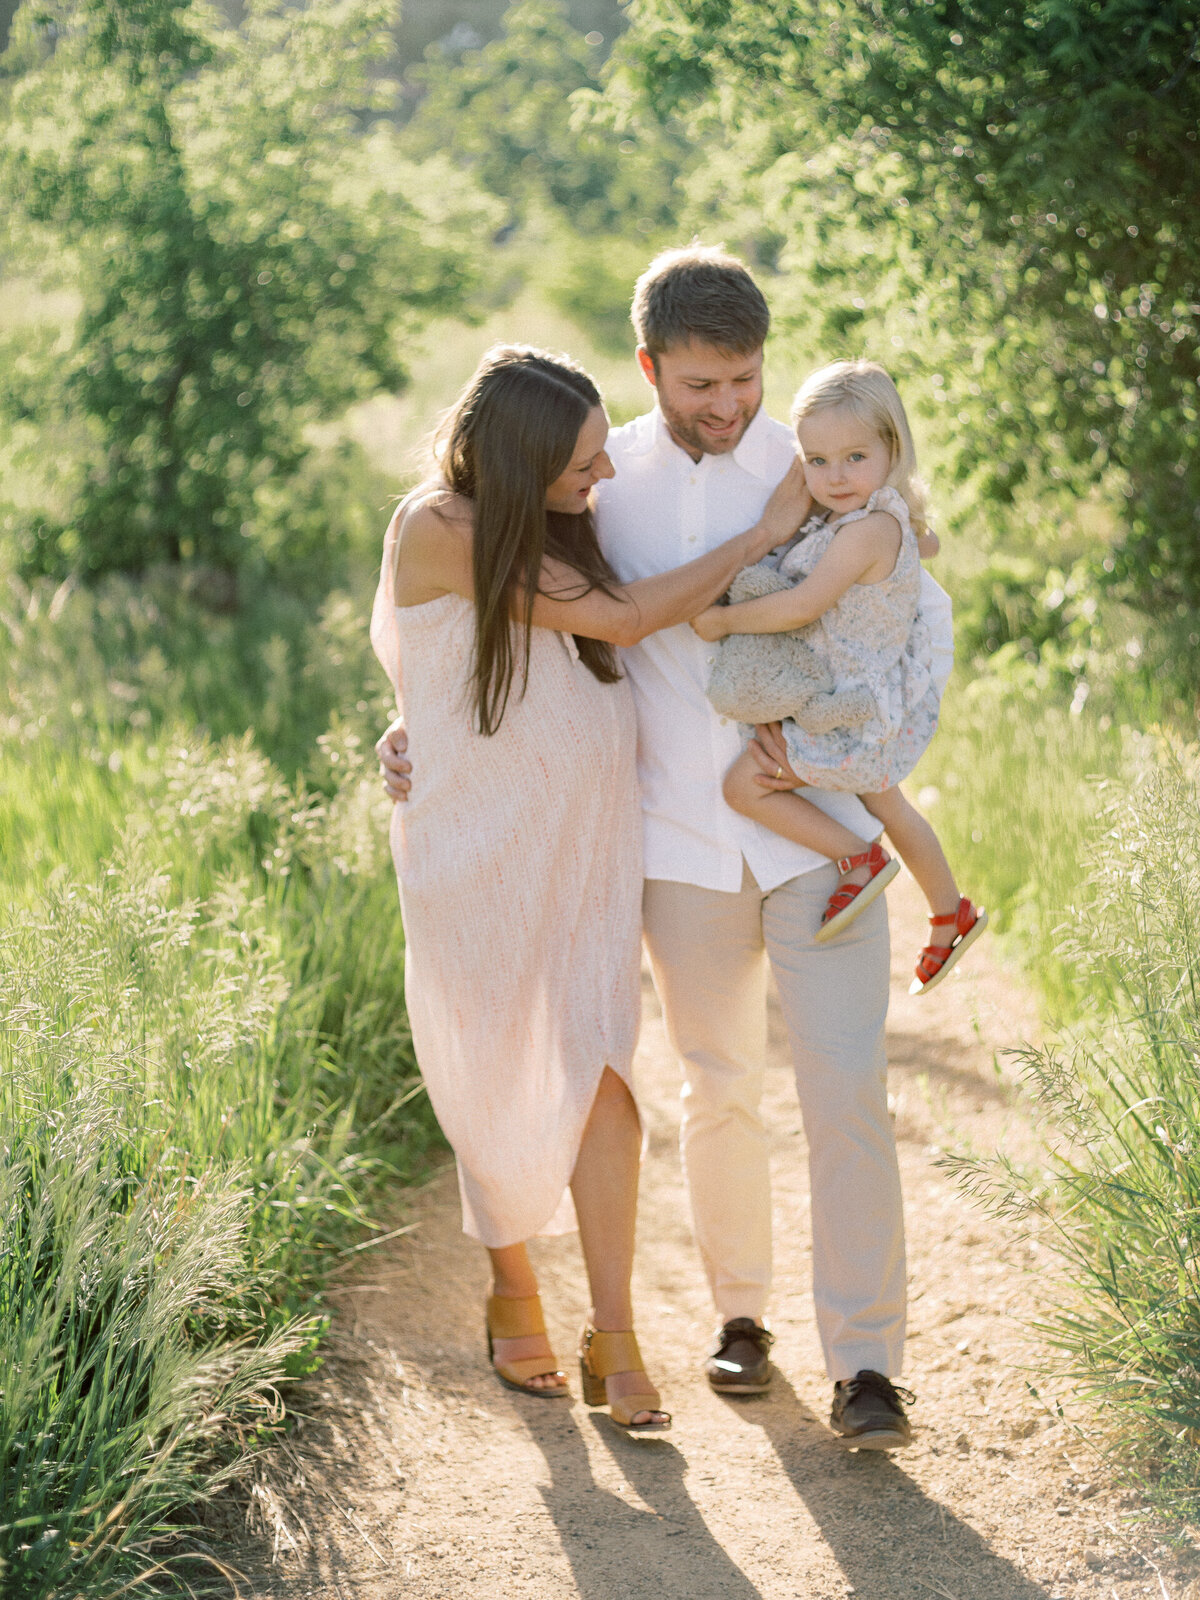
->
[232,876,1199,1600]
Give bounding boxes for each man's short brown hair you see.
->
[631,246,770,360]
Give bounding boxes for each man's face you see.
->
[637,340,764,460]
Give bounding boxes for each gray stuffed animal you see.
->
[705,561,876,732]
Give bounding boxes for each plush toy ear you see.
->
[791,681,877,734]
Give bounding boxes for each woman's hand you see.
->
[691,605,729,643]
[748,457,812,560]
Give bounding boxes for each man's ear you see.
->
[636,347,658,388]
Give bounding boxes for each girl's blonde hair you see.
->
[789,360,929,536]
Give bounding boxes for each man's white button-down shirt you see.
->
[594,405,953,894]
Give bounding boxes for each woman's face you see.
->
[544,406,615,514]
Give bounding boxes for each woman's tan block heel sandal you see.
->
[579,1325,671,1433]
[485,1294,569,1398]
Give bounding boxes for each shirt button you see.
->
[719,716,728,725]
[706,655,715,665]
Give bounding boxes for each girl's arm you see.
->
[692,510,901,642]
[392,463,812,649]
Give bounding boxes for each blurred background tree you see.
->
[0,0,492,585]
[399,0,693,352]
[609,0,1200,671]
[402,0,684,234]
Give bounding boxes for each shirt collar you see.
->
[624,403,779,482]
[730,405,780,483]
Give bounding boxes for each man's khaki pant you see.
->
[642,860,905,1381]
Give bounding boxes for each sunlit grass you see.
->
[947,740,1200,1510]
[909,659,1130,1015]
[0,570,440,1595]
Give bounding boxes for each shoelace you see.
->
[840,1371,915,1412]
[716,1319,774,1354]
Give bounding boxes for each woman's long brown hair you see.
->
[434,345,624,736]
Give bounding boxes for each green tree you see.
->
[611,0,1200,628]
[403,0,689,234]
[0,0,492,580]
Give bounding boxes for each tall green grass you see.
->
[905,639,1200,1505]
[951,739,1200,1507]
[909,656,1131,1015]
[0,571,437,1596]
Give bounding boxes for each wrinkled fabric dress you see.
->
[777,486,941,793]
[370,518,643,1248]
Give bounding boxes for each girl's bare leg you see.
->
[861,786,959,946]
[486,1241,564,1390]
[570,1066,667,1426]
[723,746,881,892]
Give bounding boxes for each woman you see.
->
[370,345,801,1431]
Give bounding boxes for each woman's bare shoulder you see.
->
[391,484,473,604]
[393,484,472,547]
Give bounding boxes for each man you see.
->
[380,247,943,1449]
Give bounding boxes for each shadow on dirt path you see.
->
[224,875,1197,1600]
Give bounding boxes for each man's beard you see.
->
[659,396,760,457]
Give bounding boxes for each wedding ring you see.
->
[775,764,784,779]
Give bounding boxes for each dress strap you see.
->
[864,485,913,536]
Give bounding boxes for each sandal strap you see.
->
[608,1389,667,1428]
[927,897,976,934]
[834,841,888,877]
[914,944,952,982]
[495,1354,566,1385]
[581,1327,643,1380]
[823,883,863,919]
[824,842,893,923]
[486,1293,547,1340]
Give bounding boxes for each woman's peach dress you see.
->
[370,521,643,1247]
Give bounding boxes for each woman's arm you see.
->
[528,458,811,647]
[392,466,813,649]
[530,531,766,647]
[692,511,900,642]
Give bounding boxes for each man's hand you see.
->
[375,716,411,802]
[691,604,729,643]
[756,457,812,552]
[747,722,801,790]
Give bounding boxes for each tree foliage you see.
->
[0,0,492,579]
[402,0,689,234]
[611,0,1200,624]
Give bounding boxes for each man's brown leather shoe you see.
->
[704,1317,773,1394]
[830,1370,914,1450]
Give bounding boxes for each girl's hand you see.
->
[691,605,728,643]
[754,457,812,554]
[916,530,940,560]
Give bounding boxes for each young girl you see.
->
[692,360,986,995]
